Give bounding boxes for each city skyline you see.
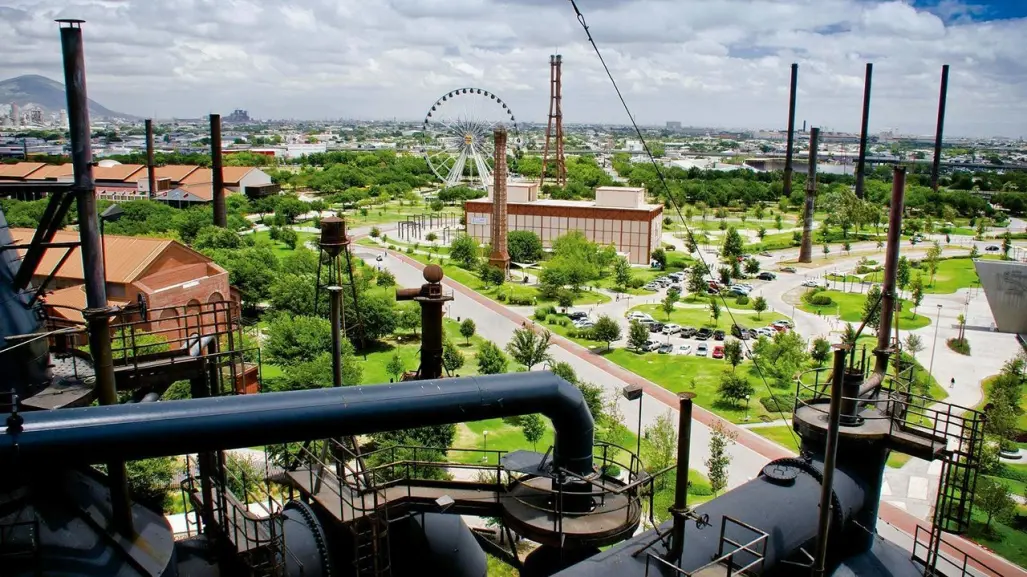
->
[1,1,1025,137]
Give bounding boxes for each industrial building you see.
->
[464,183,664,265]
[974,259,1027,335]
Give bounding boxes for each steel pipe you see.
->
[783,63,798,197]
[854,63,872,199]
[210,113,226,227]
[930,65,950,192]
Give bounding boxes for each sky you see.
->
[1,1,1025,137]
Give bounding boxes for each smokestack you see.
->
[145,118,156,200]
[396,265,454,380]
[783,63,798,197]
[930,65,950,192]
[855,63,873,199]
[57,17,131,535]
[667,392,695,565]
[798,127,820,263]
[210,113,226,227]
[488,127,510,272]
[802,119,807,133]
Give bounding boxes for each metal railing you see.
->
[911,525,1003,577]
[643,516,769,576]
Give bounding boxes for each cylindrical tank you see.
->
[0,208,50,399]
[390,513,487,577]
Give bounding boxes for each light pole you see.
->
[744,394,751,422]
[482,430,489,463]
[927,304,943,382]
[622,384,644,471]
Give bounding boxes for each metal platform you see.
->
[793,400,948,461]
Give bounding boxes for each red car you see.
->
[712,345,725,359]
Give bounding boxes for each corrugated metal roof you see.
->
[23,164,74,180]
[9,228,172,284]
[154,165,201,183]
[0,162,46,179]
[93,164,145,182]
[43,284,129,323]
[220,166,255,185]
[181,168,212,185]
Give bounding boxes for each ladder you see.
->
[350,509,391,577]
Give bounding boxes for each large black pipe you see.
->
[58,18,132,534]
[813,347,849,577]
[854,63,872,199]
[667,392,693,565]
[930,65,949,192]
[210,113,226,228]
[783,63,798,197]
[798,127,819,263]
[0,372,595,477]
[145,118,156,199]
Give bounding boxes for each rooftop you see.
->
[9,228,174,284]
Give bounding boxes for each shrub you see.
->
[947,337,971,356]
[496,292,507,302]
[808,294,833,306]
[387,244,396,250]
[405,247,414,254]
[534,307,550,321]
[734,295,750,305]
[507,296,533,306]
[602,463,622,478]
[567,329,579,339]
[627,276,646,289]
[688,483,714,497]
[760,394,796,413]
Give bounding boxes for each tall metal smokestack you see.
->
[855,63,873,199]
[57,17,132,535]
[145,118,156,200]
[930,65,950,192]
[798,127,820,263]
[210,113,226,227]
[783,63,798,198]
[488,127,510,272]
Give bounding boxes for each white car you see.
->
[662,323,681,335]
[628,311,653,321]
[574,320,595,329]
[678,344,693,355]
[802,279,821,288]
[644,340,662,352]
[756,327,774,337]
[696,343,709,356]
[772,320,793,328]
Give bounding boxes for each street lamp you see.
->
[622,384,644,469]
[99,204,124,290]
[744,394,751,422]
[927,304,943,382]
[482,430,489,463]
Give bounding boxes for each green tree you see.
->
[278,227,299,249]
[744,258,760,276]
[705,422,735,495]
[897,256,911,294]
[376,269,396,287]
[811,337,831,366]
[904,333,925,356]
[650,247,667,270]
[425,232,438,243]
[194,225,243,251]
[126,457,177,513]
[723,340,743,371]
[718,266,731,286]
[508,230,544,263]
[264,314,332,365]
[841,323,858,347]
[718,370,753,404]
[688,263,707,296]
[970,244,980,259]
[479,263,506,287]
[910,276,925,315]
[1002,231,1013,260]
[863,284,883,333]
[506,328,553,370]
[974,477,1015,529]
[450,234,481,269]
[775,214,783,231]
[592,314,622,351]
[460,318,477,345]
[709,298,721,325]
[397,303,420,336]
[758,226,767,241]
[752,296,768,320]
[975,219,986,240]
[642,411,677,490]
[750,331,810,388]
[628,320,650,352]
[722,227,744,258]
[386,352,406,382]
[430,199,444,212]
[661,292,679,320]
[477,340,508,375]
[925,242,942,285]
[442,340,465,373]
[520,413,546,451]
[614,256,633,290]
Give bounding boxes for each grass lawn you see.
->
[887,453,912,468]
[629,303,786,331]
[797,289,931,330]
[338,205,462,228]
[966,508,1027,571]
[751,425,800,454]
[912,255,996,294]
[358,319,491,384]
[250,230,319,259]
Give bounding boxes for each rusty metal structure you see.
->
[145,118,157,200]
[931,65,950,192]
[855,63,873,199]
[798,127,820,263]
[211,112,227,227]
[488,127,511,273]
[540,54,567,188]
[313,216,365,350]
[783,63,799,198]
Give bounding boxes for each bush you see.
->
[627,276,646,289]
[947,337,971,356]
[808,294,833,306]
[734,295,750,305]
[688,483,714,497]
[496,292,507,302]
[507,295,534,306]
[760,394,796,413]
[602,463,622,478]
[405,247,414,254]
[387,244,396,250]
[534,307,550,321]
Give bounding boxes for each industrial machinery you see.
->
[0,18,1007,577]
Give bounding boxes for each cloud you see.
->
[0,0,1023,136]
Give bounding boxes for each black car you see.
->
[649,322,665,333]
[680,327,697,338]
[757,272,776,281]
[696,328,713,340]
[731,324,748,339]
[713,330,726,341]
[567,311,588,320]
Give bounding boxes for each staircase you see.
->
[351,512,392,577]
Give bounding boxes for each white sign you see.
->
[470,216,488,225]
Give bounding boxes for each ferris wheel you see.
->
[421,87,519,189]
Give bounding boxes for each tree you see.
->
[557,290,574,311]
[397,303,421,336]
[520,413,546,451]
[705,421,735,495]
[750,331,810,388]
[651,247,667,270]
[687,263,707,296]
[442,340,465,373]
[758,227,767,241]
[970,244,980,259]
[479,263,506,287]
[775,214,783,231]
[376,269,396,287]
[592,315,622,351]
[744,258,760,276]
[863,284,883,333]
[386,353,406,382]
[194,225,243,251]
[841,323,858,347]
[910,276,925,315]
[811,337,831,366]
[477,340,508,375]
[718,370,754,404]
[425,232,438,243]
[508,230,544,263]
[925,241,943,285]
[460,318,477,345]
[614,256,633,290]
[642,411,677,490]
[279,227,299,249]
[904,333,925,356]
[661,292,679,320]
[264,315,332,365]
[722,227,744,258]
[709,298,721,325]
[976,219,987,240]
[974,477,1015,529]
[718,266,731,286]
[628,320,650,352]
[752,296,768,320]
[724,340,743,371]
[450,234,480,269]
[897,257,911,294]
[126,457,177,513]
[1002,231,1013,260]
[506,327,553,370]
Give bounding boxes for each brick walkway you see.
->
[388,250,1025,577]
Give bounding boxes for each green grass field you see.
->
[797,289,931,330]
[629,303,785,331]
[751,425,800,453]
[249,230,319,259]
[912,256,995,294]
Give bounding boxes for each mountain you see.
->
[0,75,133,120]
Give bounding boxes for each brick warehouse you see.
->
[464,184,664,265]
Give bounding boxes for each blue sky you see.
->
[915,0,1027,20]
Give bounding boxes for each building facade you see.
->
[465,185,663,265]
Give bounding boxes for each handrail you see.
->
[912,525,1003,577]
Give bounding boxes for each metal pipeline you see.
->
[858,167,906,397]
[0,372,595,477]
[210,113,226,228]
[782,63,798,198]
[930,65,950,192]
[145,118,156,200]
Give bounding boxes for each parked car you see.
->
[729,286,750,296]
[731,324,748,339]
[649,322,665,333]
[985,245,1000,252]
[696,328,713,340]
[658,343,674,354]
[780,266,797,273]
[665,245,677,251]
[756,327,774,337]
[644,283,661,291]
[644,340,662,352]
[662,323,681,335]
[760,251,773,257]
[574,320,595,329]
[713,329,726,341]
[757,272,777,281]
[712,345,725,359]
[678,344,693,355]
[567,311,588,320]
[770,324,787,333]
[696,343,709,356]
[707,281,722,291]
[802,279,821,287]
[772,320,793,328]
[680,327,697,338]
[628,311,654,321]
[669,272,685,281]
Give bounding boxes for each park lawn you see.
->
[797,290,930,330]
[359,319,491,385]
[886,453,912,468]
[751,425,800,454]
[913,255,998,294]
[250,230,319,259]
[745,231,799,252]
[604,349,780,423]
[966,507,1027,571]
[629,303,786,331]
